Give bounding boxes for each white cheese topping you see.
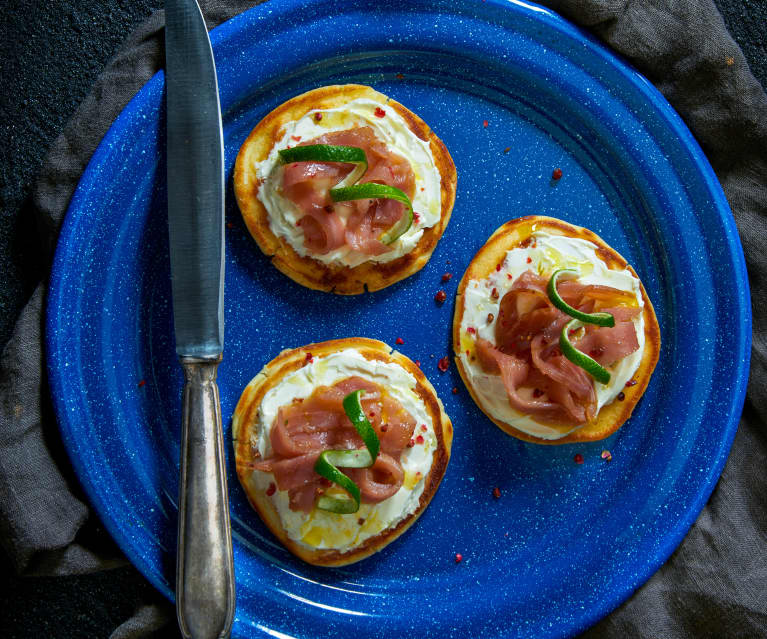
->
[246,349,436,552]
[254,98,442,268]
[458,231,645,440]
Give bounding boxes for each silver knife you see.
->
[165,0,235,637]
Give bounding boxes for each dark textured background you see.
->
[0,0,764,636]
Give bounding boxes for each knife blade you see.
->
[166,0,224,358]
[165,0,235,637]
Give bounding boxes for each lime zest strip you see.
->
[341,389,381,460]
[278,144,368,189]
[560,319,611,384]
[314,390,380,514]
[314,454,364,514]
[547,269,615,327]
[330,183,414,244]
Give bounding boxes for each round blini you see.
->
[453,216,661,445]
[232,338,453,566]
[233,84,457,294]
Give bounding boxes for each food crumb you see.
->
[374,107,386,118]
[552,167,563,180]
[442,272,453,282]
[395,337,404,345]
[415,360,421,368]
[455,553,463,563]
[438,357,450,372]
[503,146,511,153]
[435,290,447,304]
[396,72,405,79]
[493,487,501,499]
[574,453,584,464]
[482,119,489,128]
[601,450,613,462]
[138,380,146,388]
[452,387,458,394]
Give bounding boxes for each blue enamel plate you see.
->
[47,1,751,637]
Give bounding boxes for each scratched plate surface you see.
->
[46,1,750,637]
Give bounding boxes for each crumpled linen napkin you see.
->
[1,0,764,636]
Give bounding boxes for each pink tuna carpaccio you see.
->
[250,376,416,513]
[281,127,416,255]
[475,270,640,424]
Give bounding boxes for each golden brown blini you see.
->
[232,338,452,566]
[233,84,456,294]
[453,216,660,444]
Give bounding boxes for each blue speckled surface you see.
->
[46,1,751,638]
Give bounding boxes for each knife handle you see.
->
[177,357,235,639]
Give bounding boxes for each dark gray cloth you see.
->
[0,0,764,636]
